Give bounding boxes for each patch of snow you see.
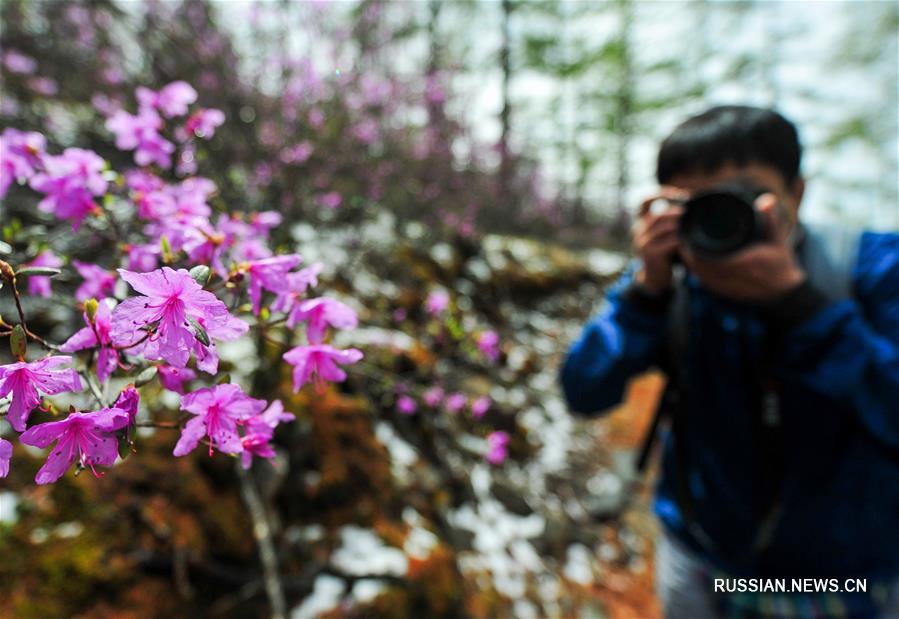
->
[290,574,345,619]
[331,525,408,577]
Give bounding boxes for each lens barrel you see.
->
[679,184,767,258]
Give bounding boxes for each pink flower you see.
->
[486,431,509,465]
[282,344,363,392]
[239,433,277,469]
[3,50,37,74]
[19,406,130,484]
[444,392,467,414]
[124,243,160,272]
[426,290,449,316]
[471,396,491,419]
[423,386,444,408]
[113,385,140,424]
[184,108,225,138]
[0,356,83,432]
[249,211,282,235]
[0,128,45,197]
[244,399,295,435]
[157,365,197,394]
[271,264,323,315]
[138,81,197,118]
[477,330,501,363]
[280,142,313,165]
[0,438,11,478]
[29,148,107,229]
[239,400,295,469]
[24,250,63,298]
[318,192,342,209]
[288,297,357,341]
[397,395,417,415]
[59,298,119,383]
[72,260,117,302]
[27,77,58,96]
[173,384,266,457]
[242,255,303,315]
[110,267,249,370]
[106,107,175,169]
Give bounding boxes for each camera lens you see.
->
[680,186,764,258]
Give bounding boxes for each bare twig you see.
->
[235,461,287,619]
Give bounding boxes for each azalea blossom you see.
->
[444,392,467,414]
[111,267,249,370]
[288,297,358,341]
[241,254,303,315]
[477,330,501,363]
[0,127,46,198]
[156,365,197,394]
[239,399,295,469]
[426,290,449,316]
[124,243,161,272]
[422,386,444,408]
[486,431,510,465]
[137,81,197,118]
[282,344,363,392]
[105,106,175,169]
[29,148,108,229]
[317,191,342,209]
[245,399,295,436]
[24,250,63,298]
[19,406,130,484]
[184,108,225,138]
[0,438,11,478]
[59,298,119,383]
[0,356,83,432]
[112,385,140,424]
[270,264,323,315]
[397,395,417,415]
[72,260,117,302]
[471,396,491,419]
[2,50,37,75]
[172,384,266,457]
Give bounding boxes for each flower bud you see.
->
[10,324,27,360]
[0,260,14,283]
[160,236,173,264]
[85,298,99,322]
[189,265,211,287]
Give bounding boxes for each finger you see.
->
[645,229,681,253]
[651,234,681,258]
[645,206,685,234]
[639,189,689,217]
[755,193,787,243]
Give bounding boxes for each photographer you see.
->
[560,106,899,619]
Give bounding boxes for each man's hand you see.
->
[632,189,686,295]
[680,194,805,303]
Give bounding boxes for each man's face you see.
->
[664,162,804,233]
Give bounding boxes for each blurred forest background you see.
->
[1,1,897,618]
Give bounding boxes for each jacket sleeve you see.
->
[560,266,670,416]
[771,231,899,449]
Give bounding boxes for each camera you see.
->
[679,182,768,259]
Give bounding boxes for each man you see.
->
[560,106,899,619]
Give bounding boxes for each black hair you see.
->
[656,105,802,186]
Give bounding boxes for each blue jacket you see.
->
[560,230,899,580]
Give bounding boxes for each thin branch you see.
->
[235,462,287,619]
